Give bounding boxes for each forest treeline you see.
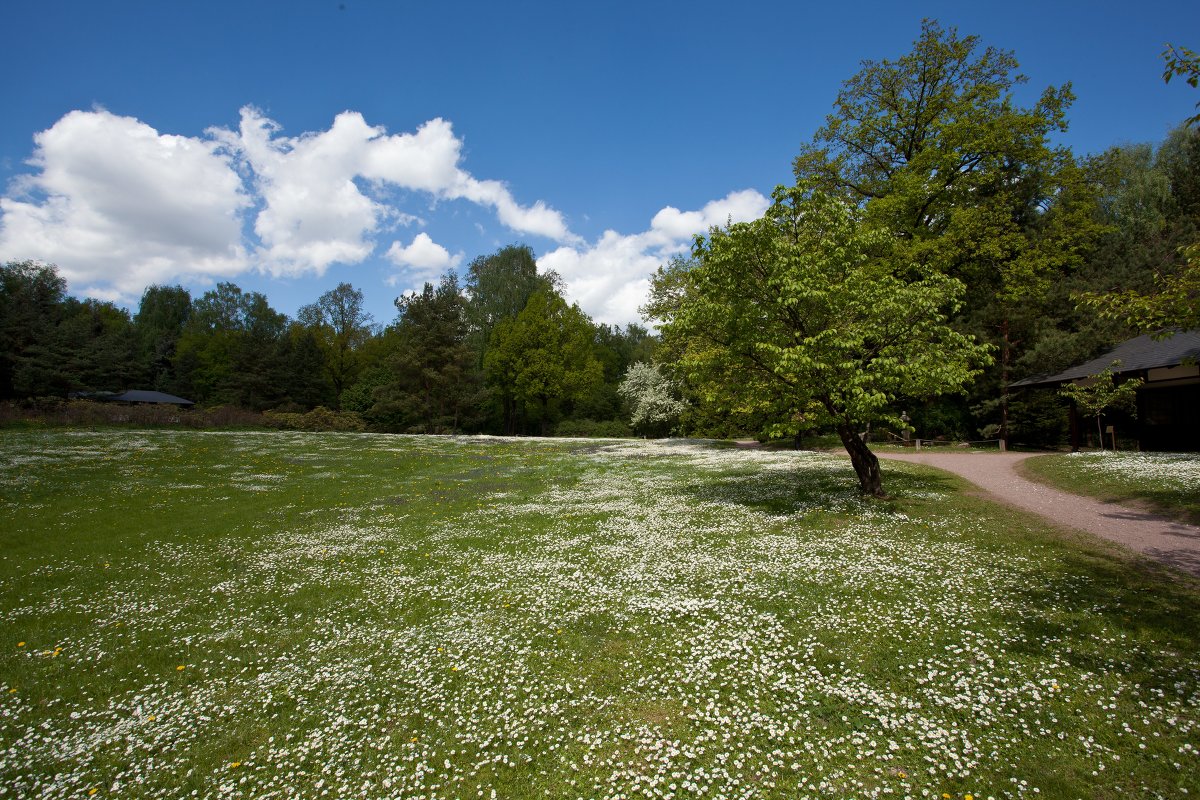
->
[2,23,1198,445]
[0,246,655,436]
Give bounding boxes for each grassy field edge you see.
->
[1020,452,1200,527]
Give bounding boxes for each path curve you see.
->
[878,451,1200,577]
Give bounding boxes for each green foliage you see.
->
[0,260,68,397]
[298,283,375,409]
[1077,242,1200,335]
[372,273,481,434]
[1058,362,1143,450]
[552,418,632,438]
[134,285,192,391]
[1163,43,1200,128]
[0,261,142,398]
[1072,128,1200,336]
[464,244,553,362]
[790,20,1104,444]
[793,19,1075,258]
[484,289,604,435]
[264,405,366,432]
[173,282,289,409]
[0,255,648,435]
[651,188,991,494]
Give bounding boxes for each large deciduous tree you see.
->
[793,19,1101,445]
[464,244,553,361]
[299,283,375,409]
[484,289,603,435]
[174,283,288,408]
[649,188,991,496]
[134,285,192,391]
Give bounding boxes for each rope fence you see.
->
[882,431,1006,450]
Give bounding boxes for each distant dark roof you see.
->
[1011,330,1200,388]
[108,390,195,406]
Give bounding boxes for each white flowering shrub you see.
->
[617,362,685,437]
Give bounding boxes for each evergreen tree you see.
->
[373,273,481,433]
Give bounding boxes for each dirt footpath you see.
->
[879,451,1200,577]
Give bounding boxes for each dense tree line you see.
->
[0,245,653,436]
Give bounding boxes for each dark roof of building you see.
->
[1011,330,1200,388]
[108,390,195,405]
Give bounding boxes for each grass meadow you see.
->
[1021,452,1200,526]
[1,430,1198,800]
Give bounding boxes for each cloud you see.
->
[385,232,463,290]
[217,109,577,276]
[1,106,574,301]
[0,106,760,323]
[386,232,463,270]
[540,189,769,326]
[0,109,249,299]
[221,109,381,276]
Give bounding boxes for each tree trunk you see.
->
[999,318,1011,449]
[837,423,886,497]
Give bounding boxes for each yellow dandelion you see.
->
[966,795,974,800]
[148,715,157,722]
[410,736,418,742]
[16,642,24,647]
[89,790,98,797]
[229,760,241,769]
[176,665,185,671]
[7,688,16,694]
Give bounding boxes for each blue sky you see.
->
[2,0,1198,328]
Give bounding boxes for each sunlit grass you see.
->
[1,431,1197,799]
[1022,451,1200,526]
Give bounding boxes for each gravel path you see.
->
[879,450,1200,577]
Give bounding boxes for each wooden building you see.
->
[1010,331,1200,451]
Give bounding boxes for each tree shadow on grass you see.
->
[1003,537,1200,693]
[678,458,962,517]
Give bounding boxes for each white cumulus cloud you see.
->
[0,109,250,299]
[540,189,769,326]
[1,106,575,302]
[385,232,464,290]
[215,108,577,276]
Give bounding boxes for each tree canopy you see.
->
[649,188,991,495]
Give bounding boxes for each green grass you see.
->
[1022,451,1200,526]
[2,431,1198,799]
